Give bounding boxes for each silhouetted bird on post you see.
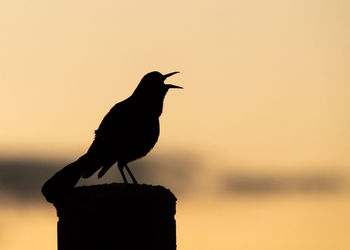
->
[42,71,182,202]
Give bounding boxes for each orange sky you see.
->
[1,0,350,170]
[1,2,350,250]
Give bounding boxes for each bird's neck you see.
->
[134,96,165,117]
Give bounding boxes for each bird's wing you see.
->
[94,99,130,139]
[83,98,133,177]
[92,96,139,153]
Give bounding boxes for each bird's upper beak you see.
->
[164,71,179,79]
[164,72,183,89]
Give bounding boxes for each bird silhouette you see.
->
[41,71,182,202]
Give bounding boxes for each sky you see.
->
[1,0,350,249]
[1,0,349,168]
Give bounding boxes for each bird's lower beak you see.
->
[166,84,183,89]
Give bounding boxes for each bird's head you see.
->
[132,71,182,116]
[132,71,182,99]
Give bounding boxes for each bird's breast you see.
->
[117,115,160,162]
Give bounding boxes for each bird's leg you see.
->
[118,163,128,184]
[124,164,138,184]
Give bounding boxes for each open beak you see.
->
[164,72,183,89]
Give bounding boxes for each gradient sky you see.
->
[1,0,350,171]
[1,1,350,250]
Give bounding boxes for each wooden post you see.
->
[53,183,177,250]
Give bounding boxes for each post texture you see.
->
[53,183,177,250]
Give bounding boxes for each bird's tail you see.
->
[41,154,88,203]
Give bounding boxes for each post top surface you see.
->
[53,183,177,217]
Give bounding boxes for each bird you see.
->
[41,71,182,202]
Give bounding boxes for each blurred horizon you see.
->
[0,152,347,203]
